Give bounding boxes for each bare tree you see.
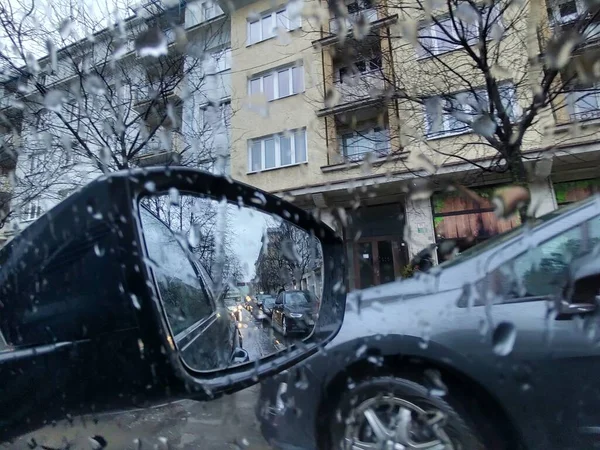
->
[0,0,233,230]
[254,220,322,293]
[309,0,600,195]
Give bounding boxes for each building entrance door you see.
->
[354,237,407,289]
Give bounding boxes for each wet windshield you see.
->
[3,0,600,446]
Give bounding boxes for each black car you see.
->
[258,197,600,450]
[271,290,318,337]
[261,296,277,318]
[139,206,248,370]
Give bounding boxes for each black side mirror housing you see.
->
[0,168,347,441]
[557,250,600,319]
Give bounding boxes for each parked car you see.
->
[261,296,277,318]
[257,196,600,450]
[139,206,248,370]
[271,290,318,337]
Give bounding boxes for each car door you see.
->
[482,205,600,449]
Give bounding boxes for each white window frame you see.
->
[22,200,43,222]
[247,128,307,173]
[248,65,304,100]
[547,0,585,24]
[247,8,301,45]
[424,84,518,139]
[417,6,502,58]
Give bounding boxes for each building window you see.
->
[248,128,307,172]
[341,127,389,161]
[418,7,502,57]
[432,186,521,257]
[424,84,517,138]
[547,0,584,24]
[22,200,43,222]
[248,65,304,100]
[338,55,381,83]
[247,9,301,45]
[208,47,231,74]
[566,84,600,121]
[554,178,600,205]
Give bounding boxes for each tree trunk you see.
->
[507,147,530,222]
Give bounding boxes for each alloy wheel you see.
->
[343,395,454,450]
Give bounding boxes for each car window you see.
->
[284,292,312,306]
[139,207,214,336]
[493,215,600,300]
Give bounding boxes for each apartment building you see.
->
[2,0,600,291]
[0,0,232,243]
[222,0,600,290]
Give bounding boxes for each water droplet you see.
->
[492,321,517,356]
[145,181,157,192]
[135,27,168,58]
[131,294,141,310]
[455,2,479,23]
[472,115,496,138]
[59,19,73,39]
[188,224,200,247]
[169,187,179,205]
[492,186,530,219]
[546,34,579,69]
[355,344,368,358]
[88,435,107,449]
[324,88,340,108]
[44,90,64,112]
[93,243,105,257]
[84,75,106,96]
[251,191,267,206]
[424,369,448,397]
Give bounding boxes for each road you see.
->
[3,310,290,450]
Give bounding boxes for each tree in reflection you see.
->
[254,220,322,295]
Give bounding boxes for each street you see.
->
[3,310,288,450]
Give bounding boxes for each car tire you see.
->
[329,376,485,450]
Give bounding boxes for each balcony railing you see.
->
[339,128,390,162]
[329,8,378,34]
[566,89,600,121]
[333,70,385,105]
[185,2,225,29]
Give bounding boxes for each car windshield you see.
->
[285,291,314,306]
[5,0,600,446]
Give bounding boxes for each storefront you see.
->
[431,185,522,257]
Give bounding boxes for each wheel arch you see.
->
[314,347,525,450]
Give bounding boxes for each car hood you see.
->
[284,305,312,314]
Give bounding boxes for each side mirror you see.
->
[275,298,283,305]
[0,168,346,441]
[557,251,600,319]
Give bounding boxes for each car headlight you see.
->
[289,313,303,318]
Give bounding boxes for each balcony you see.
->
[566,88,600,121]
[134,77,184,106]
[132,134,183,167]
[185,1,225,29]
[333,70,385,106]
[329,7,378,34]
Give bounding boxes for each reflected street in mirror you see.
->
[138,193,323,372]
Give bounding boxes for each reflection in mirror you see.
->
[138,193,323,372]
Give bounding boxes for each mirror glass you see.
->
[138,192,323,372]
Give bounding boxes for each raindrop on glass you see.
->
[492,321,517,356]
